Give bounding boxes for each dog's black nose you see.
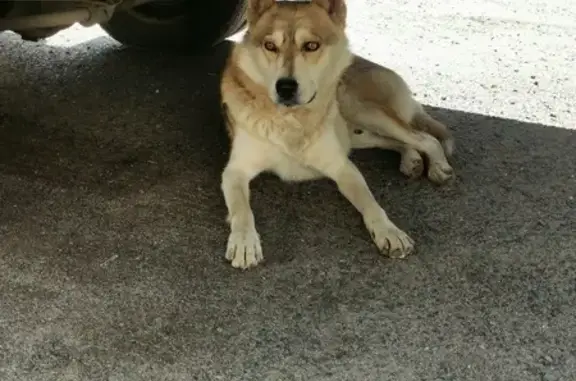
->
[275,77,299,101]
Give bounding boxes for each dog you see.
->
[219,0,454,269]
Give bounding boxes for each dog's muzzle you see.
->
[276,77,298,105]
[275,77,316,107]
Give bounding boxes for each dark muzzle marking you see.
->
[275,77,299,105]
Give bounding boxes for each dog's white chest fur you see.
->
[230,112,352,182]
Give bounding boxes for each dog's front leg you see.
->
[221,164,263,269]
[307,140,415,258]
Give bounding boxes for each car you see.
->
[0,0,247,51]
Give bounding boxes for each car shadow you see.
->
[1,30,576,381]
[1,33,575,253]
[1,34,575,257]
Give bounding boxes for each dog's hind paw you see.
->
[427,161,454,185]
[226,229,263,269]
[365,213,415,258]
[400,149,425,179]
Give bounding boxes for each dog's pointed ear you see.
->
[247,0,276,24]
[314,0,347,26]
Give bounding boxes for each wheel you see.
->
[1,0,62,41]
[100,0,246,51]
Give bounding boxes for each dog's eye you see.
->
[303,41,321,52]
[263,41,278,52]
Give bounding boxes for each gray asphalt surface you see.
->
[1,1,575,380]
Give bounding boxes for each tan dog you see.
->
[220,0,454,269]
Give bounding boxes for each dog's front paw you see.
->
[400,149,424,179]
[365,213,415,258]
[226,229,263,269]
[427,161,454,185]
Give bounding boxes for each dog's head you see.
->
[239,0,353,107]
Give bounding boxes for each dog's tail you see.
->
[411,112,454,157]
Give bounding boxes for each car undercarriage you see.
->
[0,0,247,50]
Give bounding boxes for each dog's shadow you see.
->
[1,33,575,268]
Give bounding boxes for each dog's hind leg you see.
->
[340,57,454,182]
[349,109,454,184]
[411,110,454,158]
[350,127,425,179]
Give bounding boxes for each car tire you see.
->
[100,0,246,51]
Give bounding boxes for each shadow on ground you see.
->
[1,35,575,381]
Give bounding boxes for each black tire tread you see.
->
[100,0,246,50]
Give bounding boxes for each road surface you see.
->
[1,1,575,380]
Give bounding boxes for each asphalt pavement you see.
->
[1,1,575,380]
